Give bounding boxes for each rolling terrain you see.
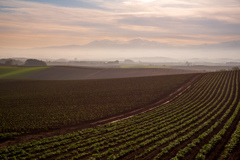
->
[0,66,49,79]
[27,66,201,80]
[0,66,202,80]
[1,69,240,159]
[0,73,197,137]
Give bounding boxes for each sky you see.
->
[0,0,240,60]
[0,0,240,48]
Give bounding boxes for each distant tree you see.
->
[3,59,24,65]
[24,59,47,66]
[124,59,134,63]
[5,59,13,65]
[106,60,119,64]
[232,66,239,70]
[185,61,191,66]
[219,69,227,72]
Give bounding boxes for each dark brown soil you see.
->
[27,66,202,80]
[0,73,202,149]
[227,140,240,160]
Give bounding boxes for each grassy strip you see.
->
[0,66,49,79]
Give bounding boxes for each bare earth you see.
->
[27,66,202,80]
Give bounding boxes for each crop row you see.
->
[221,119,240,159]
[169,71,238,159]
[139,71,234,159]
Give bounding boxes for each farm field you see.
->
[26,66,201,80]
[0,66,49,79]
[1,70,240,159]
[0,73,197,138]
[120,65,170,68]
[172,65,237,72]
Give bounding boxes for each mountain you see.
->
[83,39,170,48]
[33,39,240,50]
[188,40,240,50]
[83,39,123,48]
[212,40,240,49]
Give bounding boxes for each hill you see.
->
[26,66,201,80]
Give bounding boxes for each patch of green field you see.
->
[0,66,50,79]
[120,65,170,68]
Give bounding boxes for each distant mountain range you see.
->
[83,39,171,48]
[35,39,240,50]
[188,40,240,50]
[1,39,239,62]
[3,56,240,64]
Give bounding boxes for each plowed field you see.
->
[27,66,201,80]
[0,74,196,136]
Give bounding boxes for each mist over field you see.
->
[1,39,240,62]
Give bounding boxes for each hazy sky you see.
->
[0,0,240,49]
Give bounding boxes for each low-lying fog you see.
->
[1,39,240,63]
[0,48,239,63]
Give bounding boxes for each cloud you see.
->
[17,0,107,10]
[0,0,240,48]
[161,4,200,8]
[119,16,240,36]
